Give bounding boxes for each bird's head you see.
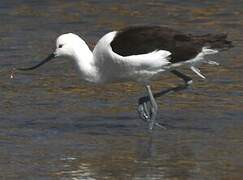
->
[14,33,86,71]
[54,33,85,58]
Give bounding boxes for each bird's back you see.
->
[111,26,232,63]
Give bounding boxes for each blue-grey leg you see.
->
[137,85,166,130]
[170,70,193,86]
[145,85,158,130]
[138,70,192,130]
[138,99,150,120]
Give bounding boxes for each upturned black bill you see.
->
[17,53,55,71]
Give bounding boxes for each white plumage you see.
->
[56,32,211,84]
[14,26,232,130]
[92,31,172,84]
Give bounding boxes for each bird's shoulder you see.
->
[93,31,117,55]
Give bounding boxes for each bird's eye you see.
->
[58,44,63,48]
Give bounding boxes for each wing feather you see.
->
[110,26,202,63]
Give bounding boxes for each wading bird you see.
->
[12,26,232,130]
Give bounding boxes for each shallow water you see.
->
[0,0,243,179]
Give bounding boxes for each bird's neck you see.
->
[72,44,99,83]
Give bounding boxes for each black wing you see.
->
[110,26,202,63]
[110,26,232,63]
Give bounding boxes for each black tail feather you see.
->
[193,33,233,50]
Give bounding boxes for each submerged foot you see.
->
[137,82,191,130]
[138,99,166,130]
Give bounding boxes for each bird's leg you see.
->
[138,87,156,129]
[138,76,191,129]
[170,70,193,86]
[145,85,167,130]
[138,96,151,120]
[145,85,159,130]
[138,71,192,129]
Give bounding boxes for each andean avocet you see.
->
[11,26,232,130]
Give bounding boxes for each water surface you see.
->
[0,0,243,179]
